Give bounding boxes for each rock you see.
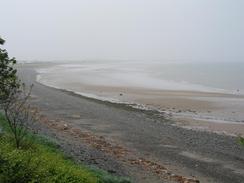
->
[63,124,68,130]
[108,169,116,174]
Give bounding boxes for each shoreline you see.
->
[18,64,244,183]
[40,81,244,137]
[31,62,244,136]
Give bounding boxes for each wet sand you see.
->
[18,63,244,183]
[36,68,244,136]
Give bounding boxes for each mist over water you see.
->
[36,61,244,94]
[149,62,244,92]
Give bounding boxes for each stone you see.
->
[63,124,68,130]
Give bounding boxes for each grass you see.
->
[0,113,131,183]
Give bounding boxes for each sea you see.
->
[36,60,244,94]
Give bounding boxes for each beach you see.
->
[33,62,244,136]
[17,63,244,183]
[3,0,244,182]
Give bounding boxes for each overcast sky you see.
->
[1,0,243,62]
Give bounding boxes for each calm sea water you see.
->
[37,61,244,94]
[149,62,244,93]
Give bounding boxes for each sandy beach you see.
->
[32,62,244,136]
[88,86,244,136]
[17,63,244,183]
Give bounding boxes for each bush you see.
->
[239,136,244,146]
[0,114,131,183]
[0,135,98,183]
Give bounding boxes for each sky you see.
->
[1,0,244,62]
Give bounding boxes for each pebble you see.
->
[63,124,68,130]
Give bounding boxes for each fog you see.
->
[1,0,243,62]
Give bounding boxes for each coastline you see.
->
[32,63,244,136]
[17,63,244,183]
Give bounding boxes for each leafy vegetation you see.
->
[0,36,35,149]
[0,135,98,183]
[239,136,244,146]
[0,114,130,183]
[0,37,20,105]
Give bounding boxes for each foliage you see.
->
[0,37,20,106]
[0,114,131,183]
[0,37,4,45]
[239,136,244,146]
[0,134,99,183]
[0,37,38,148]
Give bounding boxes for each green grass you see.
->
[0,113,131,183]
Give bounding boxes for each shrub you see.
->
[239,136,244,146]
[0,134,98,183]
[0,115,131,183]
[0,37,37,149]
[0,36,20,107]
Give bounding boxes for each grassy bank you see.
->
[0,114,130,183]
